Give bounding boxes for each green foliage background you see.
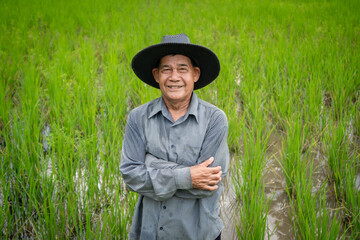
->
[1,0,359,239]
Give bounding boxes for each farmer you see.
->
[120,33,229,240]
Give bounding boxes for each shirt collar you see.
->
[148,97,163,119]
[185,93,199,123]
[147,93,199,123]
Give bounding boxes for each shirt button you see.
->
[160,227,163,230]
[171,145,175,149]
[163,206,166,209]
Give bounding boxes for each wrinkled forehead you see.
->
[155,54,198,68]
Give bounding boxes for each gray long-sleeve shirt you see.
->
[120,93,229,240]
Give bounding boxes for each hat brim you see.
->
[131,43,220,90]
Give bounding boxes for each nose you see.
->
[169,69,180,81]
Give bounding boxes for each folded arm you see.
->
[120,112,193,201]
[145,111,229,199]
[120,108,229,201]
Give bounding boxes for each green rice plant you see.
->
[1,0,359,238]
[233,126,272,240]
[355,102,360,141]
[342,151,360,239]
[0,70,12,132]
[233,89,272,239]
[268,73,303,131]
[326,116,360,237]
[321,36,359,121]
[323,115,360,238]
[303,73,325,132]
[280,115,343,239]
[198,55,243,151]
[1,55,45,237]
[325,118,348,200]
[279,115,310,196]
[288,157,342,240]
[0,2,138,238]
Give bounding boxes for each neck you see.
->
[163,96,191,122]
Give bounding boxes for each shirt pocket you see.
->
[176,131,204,166]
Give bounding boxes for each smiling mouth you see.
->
[167,86,183,89]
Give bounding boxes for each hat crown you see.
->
[161,33,191,44]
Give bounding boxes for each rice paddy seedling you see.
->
[1,0,359,238]
[287,150,342,240]
[278,115,343,239]
[291,173,342,239]
[325,118,349,200]
[343,151,360,239]
[233,92,273,239]
[233,129,271,240]
[279,115,310,196]
[1,1,137,238]
[325,116,360,238]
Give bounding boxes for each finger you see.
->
[205,184,219,191]
[208,178,221,185]
[210,173,222,183]
[207,166,221,173]
[201,157,214,167]
[200,174,221,185]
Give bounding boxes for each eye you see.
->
[178,67,188,73]
[162,68,172,73]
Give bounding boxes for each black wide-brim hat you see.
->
[131,33,220,90]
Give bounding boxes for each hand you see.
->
[190,157,222,191]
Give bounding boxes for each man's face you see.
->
[152,54,200,105]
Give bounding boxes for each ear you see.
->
[193,67,200,83]
[152,68,159,83]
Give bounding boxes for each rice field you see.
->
[1,0,359,239]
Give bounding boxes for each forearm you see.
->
[145,153,186,169]
[120,113,192,201]
[121,151,196,201]
[145,153,225,199]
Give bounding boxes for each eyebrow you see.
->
[160,63,189,69]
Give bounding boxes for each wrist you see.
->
[174,167,192,189]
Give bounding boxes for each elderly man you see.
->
[120,33,229,240]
